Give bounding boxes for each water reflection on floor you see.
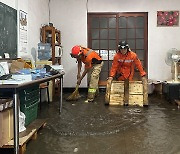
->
[25,93,180,154]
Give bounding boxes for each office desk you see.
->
[0,73,64,154]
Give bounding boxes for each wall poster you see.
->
[157,11,179,27]
[19,10,28,56]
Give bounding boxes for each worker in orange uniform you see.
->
[71,45,104,102]
[107,40,146,82]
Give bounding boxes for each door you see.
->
[88,12,148,86]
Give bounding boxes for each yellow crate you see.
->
[109,94,144,106]
[110,94,124,105]
[129,94,144,106]
[106,80,148,107]
[111,81,143,94]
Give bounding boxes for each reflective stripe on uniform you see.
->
[88,88,96,93]
[85,49,93,56]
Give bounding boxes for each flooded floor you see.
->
[24,92,180,154]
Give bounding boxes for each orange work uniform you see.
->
[80,47,103,101]
[80,47,102,69]
[109,51,146,81]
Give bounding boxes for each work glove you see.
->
[141,75,147,83]
[107,77,113,85]
[105,77,113,104]
[107,77,113,87]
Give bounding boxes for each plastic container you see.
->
[38,43,51,60]
[19,111,26,132]
[19,86,39,106]
[21,101,39,126]
[19,86,40,126]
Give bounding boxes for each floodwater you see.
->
[24,92,180,154]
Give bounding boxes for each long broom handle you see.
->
[75,84,79,90]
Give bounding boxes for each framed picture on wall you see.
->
[157,11,179,27]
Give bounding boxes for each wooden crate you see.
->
[1,119,46,154]
[111,81,143,94]
[105,80,148,107]
[109,94,124,105]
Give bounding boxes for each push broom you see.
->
[66,84,80,101]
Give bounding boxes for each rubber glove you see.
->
[141,76,147,83]
[107,77,113,85]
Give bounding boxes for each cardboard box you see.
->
[0,108,13,147]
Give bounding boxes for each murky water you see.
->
[25,93,180,154]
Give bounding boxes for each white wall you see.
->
[50,0,180,87]
[2,0,180,87]
[0,0,16,8]
[50,0,87,87]
[28,0,49,61]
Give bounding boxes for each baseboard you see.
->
[63,87,106,93]
[63,87,87,93]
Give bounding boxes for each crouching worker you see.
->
[70,45,103,102]
[107,40,146,83]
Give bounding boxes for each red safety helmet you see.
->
[71,45,81,57]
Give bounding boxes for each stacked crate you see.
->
[105,80,148,107]
[19,85,40,126]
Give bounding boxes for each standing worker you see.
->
[70,45,103,102]
[107,40,146,82]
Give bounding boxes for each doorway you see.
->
[88,12,148,86]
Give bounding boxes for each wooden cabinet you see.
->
[40,26,62,99]
[40,26,61,64]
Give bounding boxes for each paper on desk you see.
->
[0,79,26,84]
[12,74,32,82]
[0,74,32,84]
[51,65,63,70]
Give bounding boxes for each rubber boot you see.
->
[87,92,96,102]
[95,88,99,97]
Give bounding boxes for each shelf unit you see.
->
[40,25,62,99]
[40,25,61,64]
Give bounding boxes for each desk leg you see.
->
[59,77,63,114]
[13,91,19,154]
